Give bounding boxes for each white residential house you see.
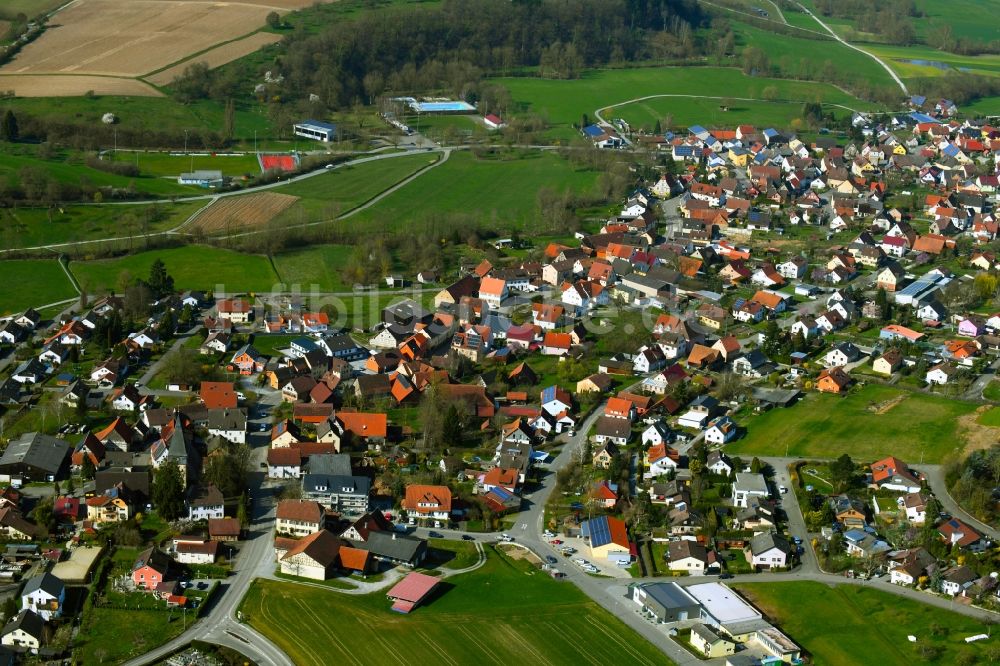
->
[777,257,808,280]
[925,363,957,385]
[21,573,64,622]
[790,317,820,339]
[745,532,790,569]
[704,416,737,446]
[641,421,672,447]
[900,493,927,525]
[824,342,861,368]
[707,451,733,476]
[644,445,679,480]
[187,486,225,521]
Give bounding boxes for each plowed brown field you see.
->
[188,192,299,234]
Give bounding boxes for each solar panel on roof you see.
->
[587,517,612,548]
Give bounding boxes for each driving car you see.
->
[462,534,475,541]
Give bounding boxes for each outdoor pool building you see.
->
[293,120,338,142]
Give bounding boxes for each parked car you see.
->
[545,556,558,564]
[550,539,563,545]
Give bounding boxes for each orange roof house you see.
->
[817,367,851,394]
[337,412,388,440]
[402,485,452,517]
[687,344,720,368]
[604,397,635,420]
[912,234,946,255]
[201,382,237,409]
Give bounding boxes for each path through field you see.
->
[793,1,909,94]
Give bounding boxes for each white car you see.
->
[572,558,588,566]
[543,530,555,538]
[779,485,788,494]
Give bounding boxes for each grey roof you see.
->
[364,531,426,563]
[21,572,63,599]
[304,474,370,497]
[595,416,631,439]
[691,623,725,644]
[749,531,790,556]
[639,582,699,610]
[308,454,352,476]
[206,408,247,431]
[2,609,42,640]
[0,433,70,474]
[734,473,768,494]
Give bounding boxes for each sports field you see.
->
[727,385,976,463]
[348,151,600,231]
[69,245,279,294]
[495,66,878,133]
[735,581,999,665]
[0,259,76,313]
[241,548,667,666]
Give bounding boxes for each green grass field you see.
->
[983,381,1000,402]
[727,385,976,463]
[864,43,1000,80]
[732,21,893,87]
[1,95,275,145]
[348,150,600,231]
[0,201,203,249]
[241,547,667,666]
[978,406,1000,427]
[272,244,354,291]
[913,0,1000,43]
[495,66,877,134]
[0,0,66,20]
[0,259,75,313]
[735,581,999,665]
[122,151,262,178]
[70,245,279,294]
[275,153,435,216]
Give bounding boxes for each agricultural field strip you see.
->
[145,32,283,86]
[185,192,299,233]
[0,74,163,97]
[1,0,272,78]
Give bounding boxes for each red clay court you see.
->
[258,154,299,172]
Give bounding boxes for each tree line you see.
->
[175,0,706,110]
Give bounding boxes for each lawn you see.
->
[978,407,1000,428]
[0,259,76,313]
[348,150,601,232]
[123,151,263,178]
[727,385,976,463]
[0,0,66,19]
[983,381,1000,402]
[240,547,667,666]
[249,333,300,357]
[495,66,878,133]
[735,581,1000,665]
[1,95,275,145]
[272,244,354,292]
[76,606,189,664]
[912,0,1000,43]
[426,538,480,570]
[70,245,280,294]
[275,153,434,216]
[0,201,203,250]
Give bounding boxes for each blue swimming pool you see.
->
[411,101,476,113]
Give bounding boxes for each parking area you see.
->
[541,533,633,579]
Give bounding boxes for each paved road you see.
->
[921,464,1000,542]
[794,1,908,94]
